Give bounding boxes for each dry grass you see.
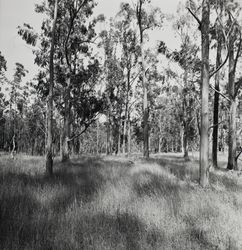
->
[0,153,242,249]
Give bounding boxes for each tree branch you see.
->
[208,119,225,130]
[209,84,231,102]
[209,51,229,79]
[186,7,201,29]
[236,147,242,161]
[68,113,99,142]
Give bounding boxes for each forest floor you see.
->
[0,152,242,250]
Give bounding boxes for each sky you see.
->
[0,0,182,82]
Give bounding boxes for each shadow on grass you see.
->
[0,157,117,249]
[72,212,165,250]
[0,158,104,211]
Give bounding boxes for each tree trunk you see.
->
[227,99,237,170]
[182,65,190,161]
[227,25,238,170]
[106,114,112,155]
[127,118,131,156]
[199,0,210,187]
[45,0,58,176]
[212,33,222,168]
[96,120,99,154]
[183,127,189,161]
[158,136,161,153]
[143,50,149,159]
[137,0,149,159]
[118,120,121,154]
[61,81,71,162]
[122,116,127,154]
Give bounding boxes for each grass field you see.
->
[0,153,242,249]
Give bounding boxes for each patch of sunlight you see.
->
[95,178,133,215]
[130,162,177,181]
[180,189,242,249]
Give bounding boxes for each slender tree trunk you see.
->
[106,114,112,155]
[61,79,71,162]
[158,136,161,153]
[137,0,149,158]
[227,99,237,170]
[199,0,210,187]
[45,0,58,176]
[183,66,190,160]
[141,41,149,158]
[96,120,99,154]
[183,125,189,161]
[127,118,131,156]
[227,26,238,170]
[118,120,121,154]
[122,116,127,154]
[180,126,184,154]
[212,33,222,168]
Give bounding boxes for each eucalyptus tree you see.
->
[158,4,201,160]
[135,0,163,158]
[99,24,125,155]
[227,19,242,170]
[46,0,58,174]
[54,0,99,161]
[0,52,7,150]
[211,0,225,168]
[18,0,104,165]
[198,0,210,186]
[115,3,139,155]
[187,0,210,186]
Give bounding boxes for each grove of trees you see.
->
[1,0,242,187]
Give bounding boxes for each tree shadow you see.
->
[73,211,165,250]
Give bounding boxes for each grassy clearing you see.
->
[0,153,242,249]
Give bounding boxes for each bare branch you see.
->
[236,147,242,161]
[209,51,229,79]
[209,84,231,102]
[208,119,226,130]
[186,7,201,29]
[68,113,99,142]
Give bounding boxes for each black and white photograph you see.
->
[0,0,242,249]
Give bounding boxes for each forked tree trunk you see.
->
[199,0,210,187]
[212,32,222,168]
[46,0,58,176]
